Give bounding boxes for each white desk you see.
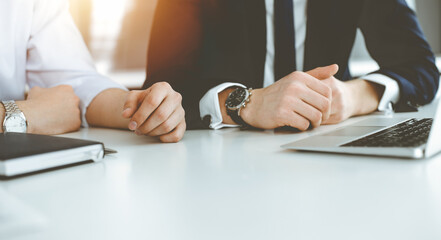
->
[1,104,441,240]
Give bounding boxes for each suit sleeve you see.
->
[359,0,440,111]
[145,0,210,129]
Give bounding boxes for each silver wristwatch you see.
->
[2,100,27,133]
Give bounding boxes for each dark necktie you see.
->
[274,0,296,81]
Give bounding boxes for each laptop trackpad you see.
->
[322,126,384,137]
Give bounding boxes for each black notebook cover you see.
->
[0,133,104,161]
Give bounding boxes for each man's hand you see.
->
[18,85,81,135]
[238,65,338,130]
[307,65,384,125]
[122,82,186,143]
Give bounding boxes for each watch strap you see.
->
[226,88,253,128]
[2,100,22,115]
[227,107,250,127]
[2,100,28,133]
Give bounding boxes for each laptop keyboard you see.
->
[342,118,433,148]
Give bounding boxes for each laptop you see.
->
[282,100,441,159]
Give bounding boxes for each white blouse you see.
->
[0,0,126,125]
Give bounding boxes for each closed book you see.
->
[0,133,104,177]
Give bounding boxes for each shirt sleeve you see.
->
[199,82,246,130]
[362,73,400,112]
[25,0,127,127]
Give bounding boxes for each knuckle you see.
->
[175,92,183,102]
[325,86,332,97]
[154,82,171,90]
[287,83,302,93]
[146,95,161,107]
[290,71,303,79]
[334,88,343,97]
[162,121,174,133]
[155,110,168,122]
[322,98,331,111]
[313,111,322,122]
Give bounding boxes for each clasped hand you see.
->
[122,82,186,143]
[240,64,360,130]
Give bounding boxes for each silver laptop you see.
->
[282,100,441,159]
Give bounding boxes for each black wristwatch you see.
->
[225,87,253,127]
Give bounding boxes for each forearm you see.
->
[86,88,130,129]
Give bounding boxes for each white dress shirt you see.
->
[200,0,400,129]
[0,0,126,126]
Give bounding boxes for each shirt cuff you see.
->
[199,82,246,129]
[362,73,400,112]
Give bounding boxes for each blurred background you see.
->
[68,0,441,89]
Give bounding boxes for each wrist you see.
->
[347,79,383,116]
[218,88,237,125]
[15,101,34,133]
[239,88,263,127]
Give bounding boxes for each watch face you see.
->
[4,114,27,133]
[226,88,248,110]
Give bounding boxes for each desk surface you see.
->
[1,105,441,240]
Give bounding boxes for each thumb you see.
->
[306,64,339,80]
[122,89,149,118]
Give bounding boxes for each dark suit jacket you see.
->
[144,0,440,129]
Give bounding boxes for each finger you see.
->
[147,107,185,137]
[306,64,339,80]
[302,74,333,99]
[136,93,181,133]
[122,90,149,119]
[129,88,169,131]
[159,120,186,143]
[291,99,323,128]
[298,88,331,121]
[278,110,311,131]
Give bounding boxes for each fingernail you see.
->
[135,130,142,136]
[122,108,131,116]
[129,121,137,130]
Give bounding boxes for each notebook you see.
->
[0,133,105,177]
